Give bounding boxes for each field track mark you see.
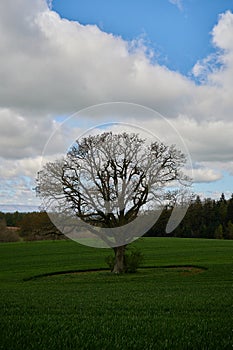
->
[23,265,207,281]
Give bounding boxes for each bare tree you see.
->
[36,132,190,273]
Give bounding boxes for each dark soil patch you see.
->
[24,265,206,281]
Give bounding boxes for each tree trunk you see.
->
[112,245,126,274]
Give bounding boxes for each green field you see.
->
[0,238,232,350]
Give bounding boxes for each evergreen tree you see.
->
[225,221,233,240]
[214,224,224,239]
[216,193,227,226]
[226,194,233,223]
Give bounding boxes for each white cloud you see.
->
[193,12,233,93]
[192,53,222,83]
[169,0,183,11]
[0,156,42,206]
[0,109,58,159]
[212,11,233,51]
[0,0,196,116]
[0,1,233,205]
[169,117,233,163]
[222,162,233,177]
[188,167,222,183]
[0,156,43,180]
[46,0,53,10]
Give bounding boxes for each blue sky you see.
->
[0,0,233,211]
[52,0,233,75]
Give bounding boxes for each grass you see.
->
[0,237,232,349]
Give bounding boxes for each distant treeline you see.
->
[0,193,233,242]
[0,211,64,242]
[146,193,233,240]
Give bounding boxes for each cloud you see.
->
[212,11,233,50]
[0,109,59,159]
[46,0,53,10]
[0,156,42,206]
[0,1,233,204]
[223,162,233,177]
[192,53,222,83]
[192,11,233,90]
[0,0,196,117]
[193,13,233,76]
[1,0,232,125]
[188,167,222,183]
[168,117,233,163]
[169,0,183,11]
[0,156,43,180]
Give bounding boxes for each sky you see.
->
[0,0,233,211]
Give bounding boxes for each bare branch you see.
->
[36,132,191,244]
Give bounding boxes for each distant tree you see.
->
[225,221,233,240]
[226,194,233,223]
[0,212,6,231]
[36,132,190,273]
[0,212,19,242]
[145,207,171,238]
[19,212,64,240]
[214,224,224,239]
[144,193,233,240]
[201,198,217,238]
[216,193,227,226]
[5,211,24,227]
[188,196,203,237]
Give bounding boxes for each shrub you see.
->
[19,212,65,241]
[124,249,144,273]
[105,248,144,273]
[0,229,20,242]
[105,255,115,271]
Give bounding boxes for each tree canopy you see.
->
[36,132,190,272]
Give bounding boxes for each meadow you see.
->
[0,237,232,349]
